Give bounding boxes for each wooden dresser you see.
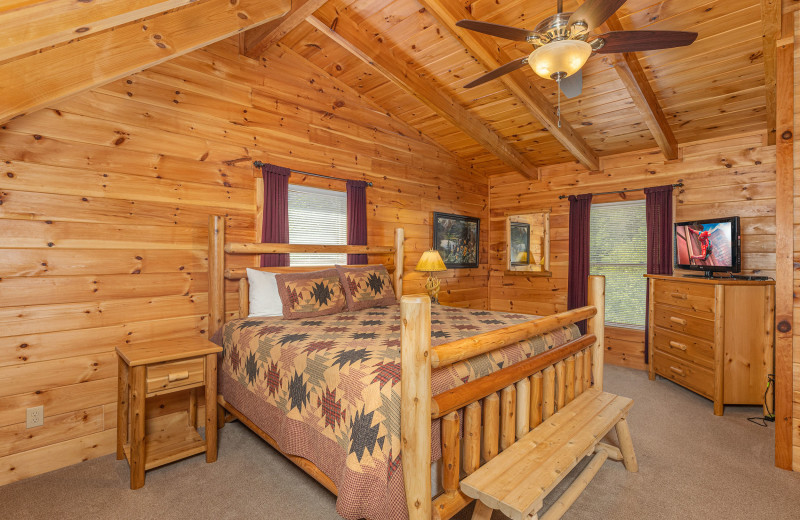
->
[646,275,774,415]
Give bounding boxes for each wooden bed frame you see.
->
[206,215,606,520]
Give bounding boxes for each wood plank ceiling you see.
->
[251,0,769,175]
[1,0,769,177]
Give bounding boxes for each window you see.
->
[288,184,347,266]
[589,200,647,328]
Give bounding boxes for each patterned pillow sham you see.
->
[275,269,347,319]
[336,264,397,311]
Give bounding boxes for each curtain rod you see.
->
[557,182,683,200]
[253,161,373,187]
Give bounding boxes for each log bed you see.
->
[206,214,607,520]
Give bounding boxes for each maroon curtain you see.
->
[260,163,290,267]
[644,185,674,362]
[568,194,592,334]
[346,180,368,265]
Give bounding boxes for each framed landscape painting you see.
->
[433,212,480,269]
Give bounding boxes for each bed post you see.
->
[394,228,404,296]
[400,294,431,520]
[209,215,225,339]
[587,275,605,391]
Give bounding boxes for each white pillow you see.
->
[246,268,283,317]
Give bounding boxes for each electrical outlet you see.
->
[26,405,44,428]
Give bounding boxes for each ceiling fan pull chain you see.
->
[557,76,562,128]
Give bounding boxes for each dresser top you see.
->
[644,274,775,286]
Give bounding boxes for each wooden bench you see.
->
[460,388,637,520]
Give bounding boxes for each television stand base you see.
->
[683,271,717,279]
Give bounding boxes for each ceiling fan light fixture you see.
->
[528,39,592,80]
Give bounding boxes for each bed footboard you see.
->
[399,276,605,520]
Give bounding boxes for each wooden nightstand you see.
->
[116,338,222,489]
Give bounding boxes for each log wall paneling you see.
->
[0,35,489,485]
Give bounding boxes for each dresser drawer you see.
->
[653,305,715,341]
[653,350,714,399]
[652,327,714,369]
[146,357,205,394]
[653,280,716,315]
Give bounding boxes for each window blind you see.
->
[589,200,647,328]
[288,184,347,266]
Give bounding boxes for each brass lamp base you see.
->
[425,273,441,303]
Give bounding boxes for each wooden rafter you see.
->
[0,0,198,63]
[417,0,600,172]
[0,0,290,125]
[242,0,328,59]
[581,3,679,161]
[306,14,541,180]
[761,0,781,146]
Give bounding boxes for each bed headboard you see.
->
[207,215,405,337]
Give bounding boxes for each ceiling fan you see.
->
[457,0,698,101]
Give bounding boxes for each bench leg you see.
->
[540,450,607,520]
[615,417,638,472]
[472,501,494,520]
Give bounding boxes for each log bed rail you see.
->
[206,214,606,520]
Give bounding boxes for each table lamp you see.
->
[415,249,447,303]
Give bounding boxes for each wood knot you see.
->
[777,320,791,333]
[782,131,793,140]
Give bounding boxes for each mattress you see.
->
[218,303,580,520]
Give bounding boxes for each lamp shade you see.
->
[528,39,592,80]
[415,250,447,272]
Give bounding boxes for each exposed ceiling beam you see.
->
[417,0,600,172]
[0,0,290,125]
[242,0,328,59]
[577,2,679,161]
[0,0,197,63]
[306,14,540,180]
[761,0,781,146]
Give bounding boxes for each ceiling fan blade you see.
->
[455,19,534,42]
[568,0,628,32]
[560,69,583,99]
[464,57,529,88]
[593,30,698,53]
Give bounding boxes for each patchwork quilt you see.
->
[218,304,580,520]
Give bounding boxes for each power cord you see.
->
[747,373,775,427]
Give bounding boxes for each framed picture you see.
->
[433,212,480,269]
[509,222,531,266]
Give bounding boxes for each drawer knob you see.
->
[669,366,685,376]
[669,316,687,326]
[168,370,190,383]
[670,293,688,300]
[668,340,688,351]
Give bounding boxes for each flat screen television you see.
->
[674,216,740,276]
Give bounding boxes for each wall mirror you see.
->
[506,211,550,275]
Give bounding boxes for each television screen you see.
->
[674,217,740,273]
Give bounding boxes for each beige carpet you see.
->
[2,365,799,519]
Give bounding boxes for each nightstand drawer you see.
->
[653,305,715,341]
[653,350,714,399]
[653,280,715,315]
[652,327,714,369]
[146,357,204,394]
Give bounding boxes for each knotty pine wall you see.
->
[0,37,488,485]
[489,132,776,370]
